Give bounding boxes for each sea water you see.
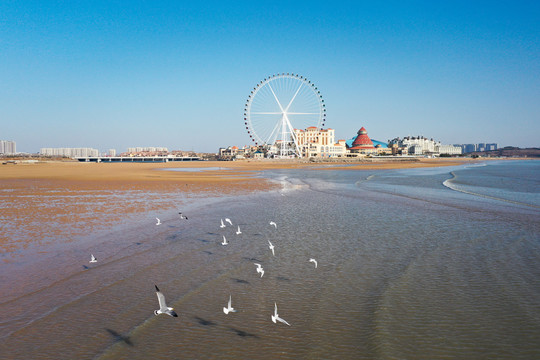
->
[1,160,539,359]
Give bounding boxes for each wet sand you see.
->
[0,158,477,256]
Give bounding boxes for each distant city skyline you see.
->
[1,1,539,153]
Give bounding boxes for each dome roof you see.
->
[349,127,374,149]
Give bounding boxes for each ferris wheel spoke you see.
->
[268,84,285,112]
[286,112,319,115]
[284,84,302,112]
[251,112,284,115]
[264,117,283,144]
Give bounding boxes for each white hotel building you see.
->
[390,136,462,156]
[293,127,347,158]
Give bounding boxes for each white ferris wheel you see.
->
[244,73,326,157]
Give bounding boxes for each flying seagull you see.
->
[223,295,237,314]
[236,226,242,235]
[268,240,275,256]
[155,217,161,226]
[154,285,178,317]
[220,219,226,228]
[221,235,228,246]
[269,221,277,228]
[90,254,97,263]
[254,263,264,277]
[271,302,290,326]
[225,218,233,226]
[309,258,318,268]
[178,212,188,220]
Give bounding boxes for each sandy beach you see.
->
[0,157,478,257]
[1,158,538,360]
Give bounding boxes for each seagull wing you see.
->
[274,302,278,317]
[277,316,291,326]
[155,285,169,311]
[228,295,232,308]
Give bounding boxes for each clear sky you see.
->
[1,1,539,153]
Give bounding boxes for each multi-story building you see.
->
[127,147,168,153]
[293,127,346,158]
[437,144,463,155]
[40,148,99,157]
[389,136,461,156]
[464,144,477,153]
[402,136,437,154]
[0,140,16,154]
[455,143,498,153]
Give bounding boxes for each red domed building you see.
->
[347,127,378,155]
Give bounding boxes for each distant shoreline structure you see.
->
[75,156,201,163]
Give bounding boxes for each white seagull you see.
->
[254,263,264,277]
[220,219,226,228]
[178,212,188,220]
[154,285,178,317]
[236,225,242,235]
[221,235,228,246]
[155,217,161,226]
[89,254,97,263]
[269,221,277,228]
[271,302,291,326]
[309,258,318,268]
[268,240,275,256]
[223,295,237,314]
[225,218,233,226]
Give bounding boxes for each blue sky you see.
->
[1,1,539,153]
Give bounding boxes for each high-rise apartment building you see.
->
[40,148,99,157]
[0,140,16,154]
[456,143,498,153]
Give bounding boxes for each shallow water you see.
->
[1,160,539,359]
